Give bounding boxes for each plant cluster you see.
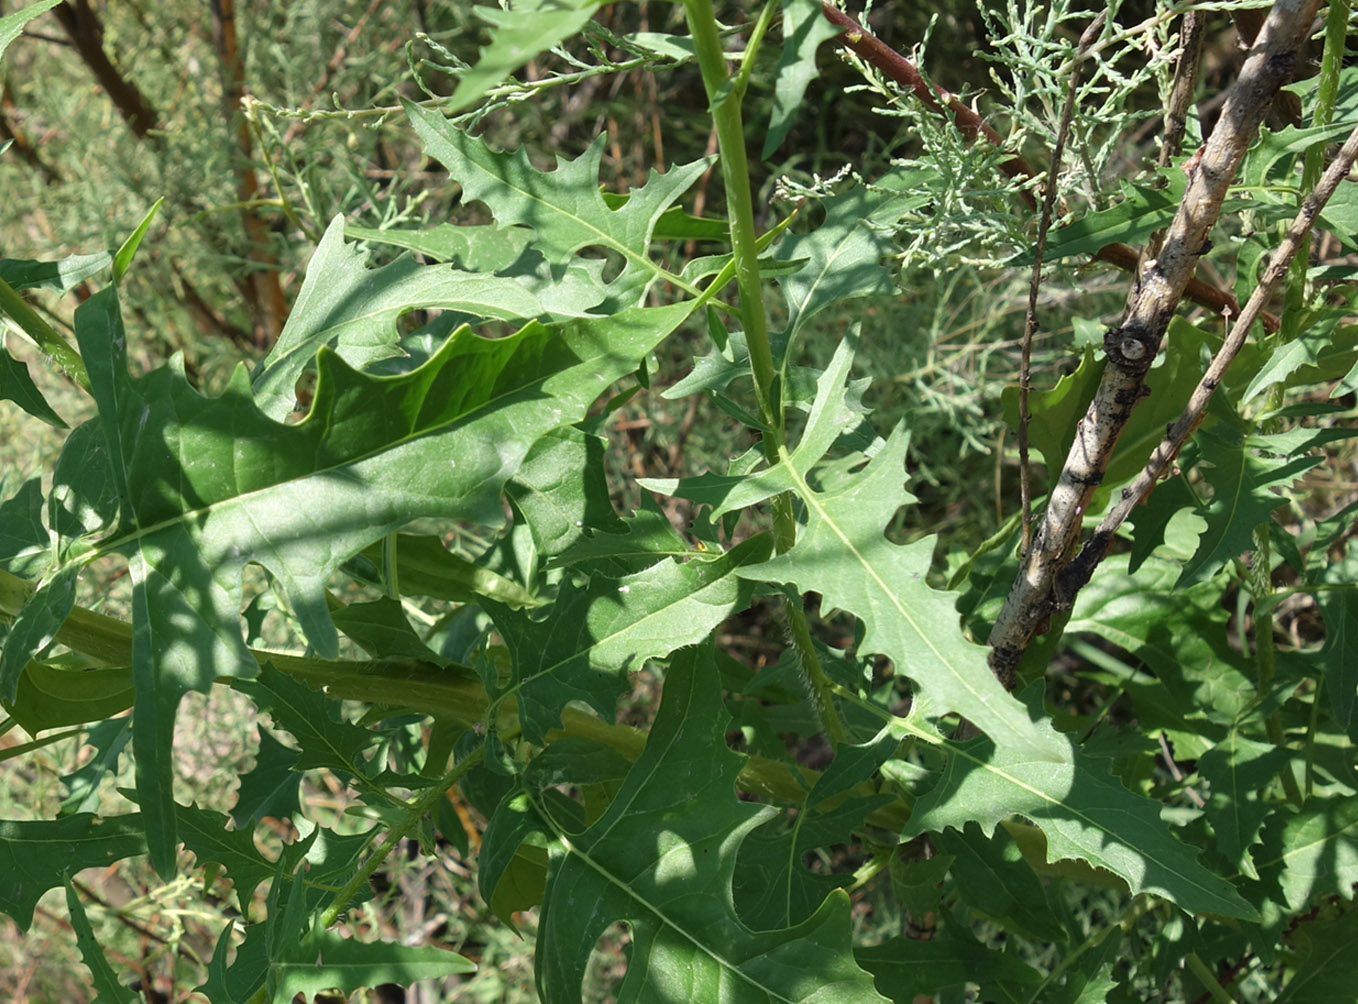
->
[1,1,1356,1002]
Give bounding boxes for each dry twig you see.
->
[987,0,1324,685]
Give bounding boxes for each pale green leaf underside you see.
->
[252,216,551,420]
[0,0,61,64]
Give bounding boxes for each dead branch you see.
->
[986,0,1324,686]
[52,0,159,139]
[1061,119,1358,600]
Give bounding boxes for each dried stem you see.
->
[1059,119,1358,600]
[987,0,1323,685]
[1020,14,1105,556]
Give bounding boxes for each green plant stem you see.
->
[319,744,484,930]
[681,0,777,437]
[1186,951,1237,1004]
[1251,527,1302,806]
[786,596,847,747]
[732,0,779,99]
[1283,0,1351,337]
[682,0,843,742]
[0,275,91,393]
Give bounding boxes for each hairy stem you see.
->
[319,745,484,930]
[682,1,843,740]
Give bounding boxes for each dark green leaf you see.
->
[856,926,1042,1004]
[1,333,67,427]
[763,0,840,158]
[482,645,889,1003]
[0,477,49,576]
[0,250,110,292]
[63,879,139,1004]
[0,813,146,930]
[230,727,302,828]
[486,533,772,744]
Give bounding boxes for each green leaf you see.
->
[111,197,163,283]
[506,425,625,561]
[485,533,772,744]
[345,221,534,272]
[551,494,696,572]
[0,564,78,701]
[4,661,134,734]
[60,716,133,815]
[63,878,139,1004]
[1241,121,1356,188]
[1254,794,1358,915]
[934,822,1064,942]
[1198,731,1287,879]
[1002,345,1099,476]
[235,662,381,776]
[771,184,906,368]
[230,727,302,828]
[1241,313,1352,406]
[0,250,110,292]
[0,477,49,577]
[856,927,1042,1004]
[252,216,552,419]
[762,0,840,158]
[447,0,602,114]
[482,645,889,1003]
[1178,427,1323,587]
[1064,553,1255,738]
[1278,903,1358,1004]
[276,919,477,999]
[2,332,67,427]
[662,341,1253,915]
[177,806,276,917]
[903,688,1257,920]
[1317,539,1358,739]
[64,280,687,872]
[0,0,61,64]
[1010,172,1185,266]
[0,814,146,930]
[405,99,710,307]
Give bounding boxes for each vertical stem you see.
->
[1283,0,1350,339]
[320,745,484,929]
[1251,526,1302,806]
[682,0,777,433]
[682,0,843,742]
[1186,951,1237,1004]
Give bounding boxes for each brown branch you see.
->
[987,0,1324,685]
[1059,119,1358,602]
[212,0,287,349]
[818,3,1278,332]
[51,0,159,139]
[1021,14,1105,556]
